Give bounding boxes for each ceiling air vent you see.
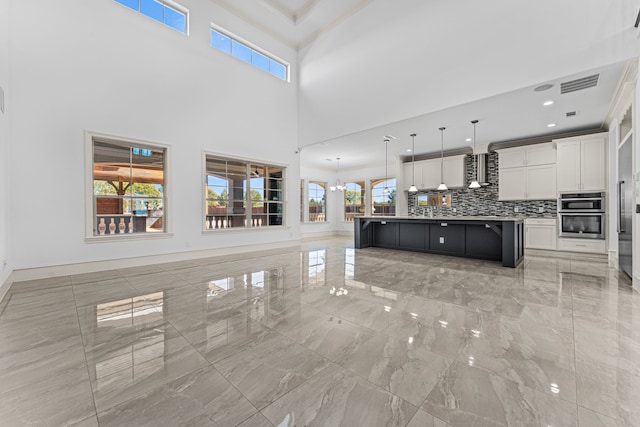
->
[560,74,599,94]
[566,111,577,117]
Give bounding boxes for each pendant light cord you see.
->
[472,120,478,183]
[411,135,415,182]
[439,127,445,183]
[385,139,389,186]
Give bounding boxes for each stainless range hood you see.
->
[476,153,490,187]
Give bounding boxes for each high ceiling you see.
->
[211,0,639,171]
[300,60,627,169]
[209,0,374,48]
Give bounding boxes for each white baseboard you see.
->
[0,268,13,303]
[301,230,351,241]
[12,239,301,283]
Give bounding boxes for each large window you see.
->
[91,137,166,236]
[371,178,396,216]
[205,156,285,229]
[308,181,326,222]
[344,181,365,221]
[210,26,288,81]
[114,0,188,34]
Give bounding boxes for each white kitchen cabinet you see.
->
[499,143,556,169]
[526,164,556,200]
[403,161,424,188]
[402,155,465,190]
[500,149,526,168]
[497,143,556,200]
[526,144,557,166]
[557,237,606,254]
[555,134,606,192]
[422,161,440,189]
[525,218,557,250]
[499,168,526,200]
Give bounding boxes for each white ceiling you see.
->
[210,0,639,172]
[300,60,626,170]
[209,0,374,48]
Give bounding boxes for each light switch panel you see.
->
[439,237,444,244]
[538,207,544,213]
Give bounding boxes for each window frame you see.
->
[370,177,397,217]
[343,181,366,222]
[307,180,327,223]
[202,151,287,232]
[113,0,189,35]
[112,0,190,36]
[210,23,290,82]
[84,131,172,242]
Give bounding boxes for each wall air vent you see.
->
[560,74,599,94]
[566,111,577,117]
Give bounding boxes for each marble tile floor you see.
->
[1,237,640,426]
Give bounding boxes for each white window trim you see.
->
[210,23,290,82]
[113,0,190,36]
[201,150,288,232]
[84,130,172,242]
[370,176,397,217]
[342,180,366,223]
[306,179,328,223]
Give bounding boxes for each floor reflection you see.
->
[3,238,640,426]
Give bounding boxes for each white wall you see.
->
[635,65,640,291]
[608,120,619,265]
[300,160,400,235]
[298,0,640,147]
[0,0,11,292]
[8,0,299,271]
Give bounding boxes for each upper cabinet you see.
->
[555,134,606,192]
[496,143,556,200]
[402,155,466,190]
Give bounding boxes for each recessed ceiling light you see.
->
[534,84,554,92]
[465,138,472,142]
[406,149,412,152]
[547,123,557,128]
[543,100,554,106]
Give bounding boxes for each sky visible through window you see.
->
[114,0,187,33]
[211,29,287,80]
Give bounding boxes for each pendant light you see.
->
[469,120,481,189]
[330,157,345,192]
[383,138,390,194]
[437,127,448,191]
[408,133,418,193]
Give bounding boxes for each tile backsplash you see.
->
[407,152,557,218]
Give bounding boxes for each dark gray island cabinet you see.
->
[354,216,525,267]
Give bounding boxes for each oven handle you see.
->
[560,198,604,202]
[618,180,625,233]
[558,209,605,213]
[559,212,605,216]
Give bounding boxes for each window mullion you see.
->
[246,163,251,227]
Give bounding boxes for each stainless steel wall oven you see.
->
[558,192,605,239]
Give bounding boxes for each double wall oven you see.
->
[558,192,605,239]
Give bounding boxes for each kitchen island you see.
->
[354,216,524,267]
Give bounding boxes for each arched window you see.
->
[308,181,327,222]
[371,178,396,216]
[344,181,365,221]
